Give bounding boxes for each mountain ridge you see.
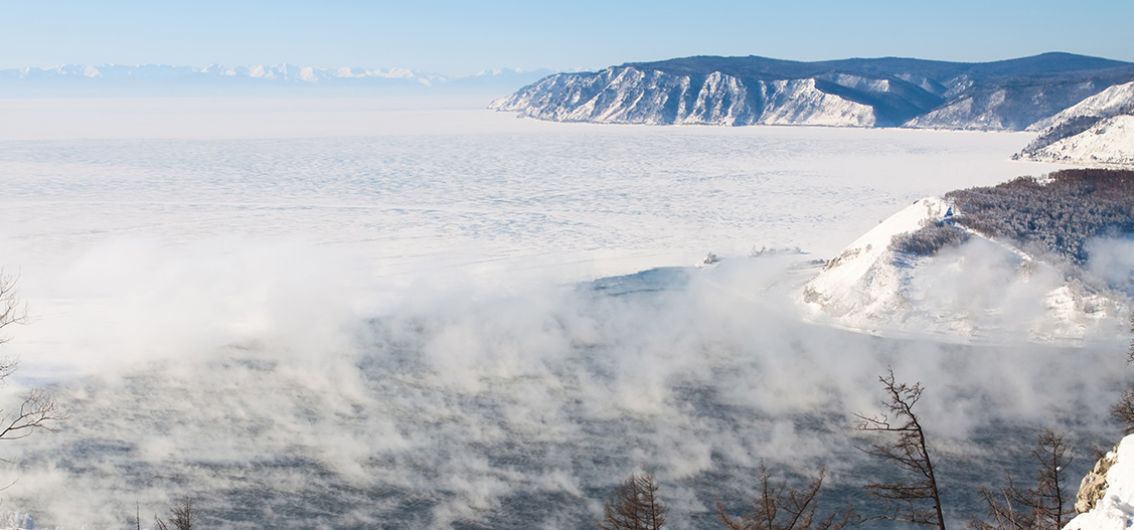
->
[0,63,554,96]
[493,52,1134,130]
[623,52,1133,80]
[1015,81,1134,166]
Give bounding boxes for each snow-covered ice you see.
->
[0,102,1068,370]
[0,101,1123,529]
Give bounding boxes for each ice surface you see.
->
[0,101,1117,529]
[0,103,1065,369]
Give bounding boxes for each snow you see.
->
[1,102,1123,528]
[0,64,550,96]
[1030,81,1134,131]
[0,104,1054,315]
[1016,81,1134,167]
[804,197,948,314]
[1064,434,1134,530]
[1031,114,1134,167]
[247,64,270,79]
[803,196,1127,343]
[760,78,876,127]
[491,66,878,127]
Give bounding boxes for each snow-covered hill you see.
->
[1028,115,1134,167]
[491,67,882,126]
[1016,82,1134,167]
[801,194,1128,343]
[1029,81,1134,131]
[494,53,1134,130]
[902,82,1110,130]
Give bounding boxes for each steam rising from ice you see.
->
[1087,237,1134,297]
[0,106,1125,528]
[1,240,1125,529]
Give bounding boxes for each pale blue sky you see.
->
[2,0,1132,74]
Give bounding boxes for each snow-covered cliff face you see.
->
[904,81,1111,131]
[494,54,1134,130]
[1027,115,1134,167]
[801,197,1126,343]
[1029,81,1134,131]
[490,66,880,126]
[1065,434,1134,530]
[1017,82,1134,167]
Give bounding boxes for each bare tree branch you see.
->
[971,430,1071,530]
[155,498,194,530]
[599,473,667,530]
[0,274,58,444]
[1128,314,1134,364]
[0,271,27,346]
[716,466,859,530]
[855,369,946,529]
[1117,316,1134,433]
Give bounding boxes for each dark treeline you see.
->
[893,169,1134,261]
[892,223,970,257]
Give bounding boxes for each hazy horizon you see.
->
[3,1,1133,75]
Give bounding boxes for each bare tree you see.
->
[972,430,1071,529]
[599,472,667,530]
[1113,317,1134,433]
[1112,388,1134,435]
[855,369,946,529]
[0,271,26,346]
[716,466,858,530]
[0,272,58,444]
[1129,314,1134,364]
[155,498,195,530]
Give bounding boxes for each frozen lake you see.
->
[0,101,1115,528]
[1,102,1056,277]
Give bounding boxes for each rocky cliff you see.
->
[494,53,1134,130]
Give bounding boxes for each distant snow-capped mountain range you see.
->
[492,52,1134,131]
[0,64,553,95]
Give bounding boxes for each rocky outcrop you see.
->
[1074,442,1120,514]
[1064,434,1134,529]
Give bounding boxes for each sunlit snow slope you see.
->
[803,195,1128,343]
[1018,81,1134,167]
